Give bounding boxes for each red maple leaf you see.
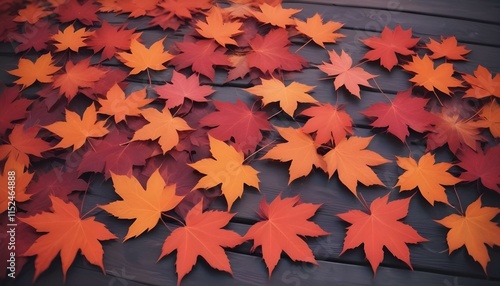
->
[9,21,55,53]
[247,28,307,74]
[154,70,215,108]
[0,124,50,167]
[25,98,65,129]
[78,128,158,179]
[200,99,272,154]
[457,146,500,193]
[56,0,100,25]
[170,38,230,81]
[0,85,32,134]
[361,25,419,71]
[86,21,139,61]
[300,103,354,145]
[361,89,436,142]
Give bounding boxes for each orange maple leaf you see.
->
[243,195,329,276]
[131,107,193,153]
[98,83,153,123]
[195,6,243,47]
[402,54,463,95]
[44,103,109,150]
[317,49,376,98]
[51,24,92,52]
[462,65,500,99]
[395,153,462,205]
[323,136,390,196]
[435,197,500,273]
[52,58,107,101]
[252,3,301,28]
[338,194,427,273]
[0,155,33,213]
[100,169,183,240]
[479,100,500,138]
[426,36,470,61]
[159,201,242,285]
[0,124,50,167]
[261,127,326,184]
[13,3,51,24]
[188,135,260,210]
[244,78,317,117]
[8,53,60,89]
[300,103,354,145]
[295,13,344,48]
[20,196,116,280]
[117,37,174,75]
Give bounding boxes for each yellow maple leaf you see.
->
[245,78,317,117]
[100,169,183,241]
[189,135,260,210]
[295,13,344,48]
[52,24,92,52]
[395,153,462,205]
[8,53,60,89]
[117,37,174,75]
[195,6,243,47]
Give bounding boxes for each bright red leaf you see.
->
[457,146,500,193]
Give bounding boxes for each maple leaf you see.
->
[170,39,230,81]
[0,85,32,134]
[200,99,271,154]
[435,197,500,273]
[262,127,326,184]
[86,21,139,61]
[252,3,300,28]
[44,103,109,150]
[52,58,107,101]
[20,196,116,280]
[57,0,100,25]
[80,66,129,98]
[361,89,436,142]
[245,78,317,117]
[457,146,500,193]
[154,70,215,108]
[426,107,483,153]
[195,6,243,47]
[294,13,344,48]
[395,153,462,205]
[323,136,390,196]
[189,136,260,210]
[51,24,92,52]
[0,124,50,167]
[159,201,242,285]
[478,100,500,137]
[0,155,33,213]
[402,54,463,95]
[338,194,427,273]
[117,37,174,75]
[317,49,376,98]
[98,83,153,123]
[155,0,212,19]
[426,36,470,61]
[462,65,500,99]
[13,3,51,24]
[119,0,158,18]
[132,107,193,153]
[300,103,353,145]
[101,169,183,240]
[247,28,307,74]
[7,53,60,89]
[226,54,250,82]
[10,21,55,53]
[243,195,328,276]
[361,25,419,71]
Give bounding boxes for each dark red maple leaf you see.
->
[78,128,158,179]
[21,168,87,214]
[154,70,215,108]
[157,0,212,19]
[457,146,500,193]
[56,0,99,25]
[0,84,32,134]
[24,98,66,129]
[0,219,38,278]
[200,99,271,153]
[0,15,17,42]
[9,21,55,53]
[86,21,138,61]
[170,38,230,81]
[80,67,129,97]
[247,28,307,74]
[175,103,212,159]
[361,89,436,142]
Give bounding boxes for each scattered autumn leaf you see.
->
[57,0,100,25]
[338,194,427,273]
[98,83,152,123]
[0,124,50,167]
[117,37,174,75]
[457,146,500,193]
[435,197,500,273]
[252,3,300,28]
[13,3,50,24]
[426,36,470,61]
[294,13,344,48]
[8,53,60,89]
[462,65,500,99]
[478,100,500,137]
[51,24,92,52]
[300,103,353,145]
[0,85,32,134]
[0,155,33,213]
[86,21,139,61]
[195,7,242,47]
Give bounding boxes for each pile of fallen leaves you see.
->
[0,0,499,285]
